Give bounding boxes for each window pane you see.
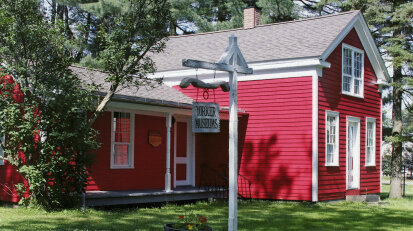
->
[327,147,333,163]
[343,48,352,75]
[114,112,130,142]
[366,121,375,165]
[354,52,362,78]
[366,147,371,164]
[354,79,360,95]
[343,76,351,92]
[326,115,338,165]
[114,144,129,165]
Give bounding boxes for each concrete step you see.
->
[346,194,380,203]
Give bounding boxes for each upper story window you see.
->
[342,44,364,97]
[326,111,339,166]
[365,117,376,166]
[111,111,134,168]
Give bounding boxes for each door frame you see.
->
[346,116,361,190]
[173,118,195,187]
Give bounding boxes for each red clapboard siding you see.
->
[318,29,381,201]
[87,112,172,191]
[0,163,28,202]
[177,77,313,201]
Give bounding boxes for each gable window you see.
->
[111,111,134,168]
[342,44,364,97]
[365,118,376,166]
[326,111,339,166]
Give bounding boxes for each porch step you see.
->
[86,186,215,206]
[346,194,380,203]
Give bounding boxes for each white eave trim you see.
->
[152,57,330,86]
[320,12,390,84]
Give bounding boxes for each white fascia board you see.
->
[106,100,231,120]
[106,101,192,116]
[320,12,390,84]
[153,57,330,86]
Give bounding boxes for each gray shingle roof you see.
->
[70,66,193,107]
[152,11,360,72]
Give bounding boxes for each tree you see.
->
[317,0,413,198]
[0,0,171,208]
[0,0,99,208]
[257,0,299,23]
[76,0,171,126]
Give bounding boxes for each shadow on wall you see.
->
[240,132,312,201]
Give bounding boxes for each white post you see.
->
[165,112,172,192]
[228,41,238,231]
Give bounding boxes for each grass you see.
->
[0,185,412,231]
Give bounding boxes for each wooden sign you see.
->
[148,130,162,147]
[192,102,220,133]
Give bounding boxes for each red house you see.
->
[0,9,389,204]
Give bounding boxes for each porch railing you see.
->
[198,163,252,200]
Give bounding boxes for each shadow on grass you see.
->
[2,188,413,231]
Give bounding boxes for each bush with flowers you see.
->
[164,212,211,230]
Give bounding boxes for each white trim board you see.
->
[159,65,324,87]
[312,69,319,202]
[152,58,328,86]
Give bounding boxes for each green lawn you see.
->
[1,186,412,231]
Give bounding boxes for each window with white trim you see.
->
[326,111,339,166]
[365,118,376,166]
[111,112,133,168]
[342,44,364,97]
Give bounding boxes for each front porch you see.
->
[85,186,216,206]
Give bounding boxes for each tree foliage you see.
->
[0,0,99,208]
[0,0,171,208]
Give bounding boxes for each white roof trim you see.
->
[320,12,390,83]
[151,57,330,85]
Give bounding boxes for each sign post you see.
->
[182,35,252,231]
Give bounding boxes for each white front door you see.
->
[174,120,195,186]
[347,117,360,189]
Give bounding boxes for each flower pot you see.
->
[164,223,212,231]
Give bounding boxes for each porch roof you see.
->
[71,65,193,108]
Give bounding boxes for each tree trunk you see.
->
[389,67,403,198]
[87,82,119,128]
[75,13,91,62]
[64,6,73,39]
[51,0,56,26]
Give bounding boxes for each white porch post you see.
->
[165,112,172,192]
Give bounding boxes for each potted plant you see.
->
[164,213,212,231]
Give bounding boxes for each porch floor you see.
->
[85,186,215,206]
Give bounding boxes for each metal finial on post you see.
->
[229,35,237,46]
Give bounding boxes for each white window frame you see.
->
[365,117,376,166]
[325,111,339,166]
[110,111,134,169]
[342,44,364,98]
